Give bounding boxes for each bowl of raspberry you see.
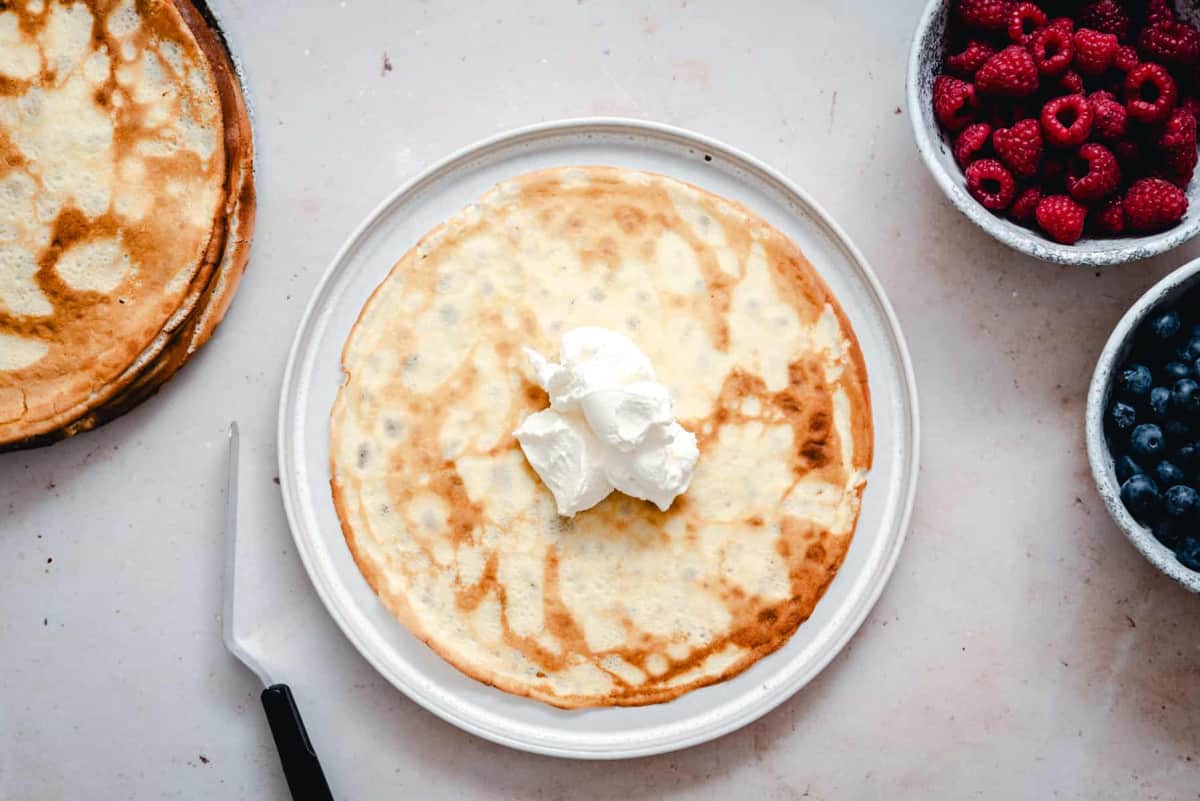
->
[1087,257,1200,592]
[908,0,1200,265]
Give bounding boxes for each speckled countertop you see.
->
[2,1,1198,799]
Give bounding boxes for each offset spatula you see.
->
[223,422,334,801]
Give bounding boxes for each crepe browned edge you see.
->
[330,167,874,708]
[0,0,255,452]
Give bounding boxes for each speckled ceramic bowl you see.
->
[907,0,1200,266]
[1086,257,1200,592]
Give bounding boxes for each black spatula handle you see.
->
[260,684,334,801]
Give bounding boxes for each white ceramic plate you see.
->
[278,118,919,759]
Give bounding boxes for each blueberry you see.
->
[1179,336,1200,363]
[1117,364,1153,401]
[1156,460,1186,486]
[1149,386,1171,419]
[1176,537,1200,571]
[1172,378,1200,416]
[1163,361,1193,382]
[1147,310,1182,342]
[1115,454,1144,483]
[1130,423,1166,460]
[1154,518,1182,549]
[1178,442,1200,470]
[1121,474,1161,522]
[1164,485,1200,518]
[1107,401,1137,434]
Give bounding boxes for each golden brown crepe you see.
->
[0,0,254,450]
[331,166,872,707]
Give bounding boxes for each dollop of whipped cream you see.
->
[514,327,699,517]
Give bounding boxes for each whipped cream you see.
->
[514,327,699,517]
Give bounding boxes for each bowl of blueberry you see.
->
[1087,257,1200,590]
[909,0,1200,265]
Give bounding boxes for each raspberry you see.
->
[1089,90,1128,141]
[934,75,979,132]
[993,118,1043,177]
[1030,26,1074,76]
[937,0,1199,245]
[1041,94,1094,147]
[1009,186,1042,223]
[1048,69,1085,96]
[954,122,993,167]
[1048,17,1074,35]
[1067,143,1122,202]
[1078,0,1130,42]
[1123,177,1188,231]
[965,158,1017,210]
[1157,107,1198,185]
[1035,195,1088,243]
[976,45,1040,97]
[946,40,997,79]
[1073,28,1119,76]
[1094,197,1126,233]
[1159,106,1198,155]
[1125,62,1178,125]
[1008,3,1046,44]
[955,0,1013,32]
[1147,0,1175,27]
[1138,22,1200,68]
[1114,45,1139,74]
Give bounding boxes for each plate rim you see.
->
[277,116,920,759]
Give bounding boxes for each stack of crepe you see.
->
[0,0,254,451]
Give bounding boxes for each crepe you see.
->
[0,0,254,450]
[331,166,873,708]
